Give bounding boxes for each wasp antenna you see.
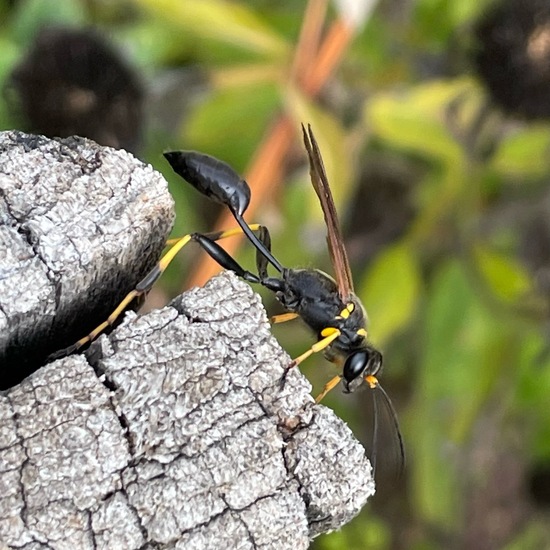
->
[372,386,380,475]
[373,383,406,479]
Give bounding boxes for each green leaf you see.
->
[0,37,19,83]
[515,334,550,460]
[473,245,532,303]
[113,20,195,69]
[133,0,289,58]
[359,242,420,346]
[316,510,391,550]
[491,124,550,179]
[366,78,482,164]
[183,82,280,172]
[0,37,20,129]
[411,260,514,528]
[10,0,86,44]
[503,522,550,550]
[413,0,490,48]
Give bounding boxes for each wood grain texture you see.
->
[0,272,375,549]
[0,130,174,387]
[0,131,374,548]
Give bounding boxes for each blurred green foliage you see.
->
[2,0,550,548]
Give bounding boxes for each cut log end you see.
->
[0,131,374,549]
[1,272,375,549]
[0,130,174,387]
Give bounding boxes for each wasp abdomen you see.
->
[164,151,251,216]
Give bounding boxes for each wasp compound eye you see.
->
[343,351,368,393]
[343,349,382,393]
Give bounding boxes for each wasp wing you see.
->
[301,123,354,301]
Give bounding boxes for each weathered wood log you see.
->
[0,132,375,549]
[0,130,174,388]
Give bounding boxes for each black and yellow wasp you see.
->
[55,124,404,474]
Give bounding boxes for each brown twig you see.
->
[291,0,328,84]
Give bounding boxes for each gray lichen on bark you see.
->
[0,132,375,549]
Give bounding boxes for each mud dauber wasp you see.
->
[53,124,404,475]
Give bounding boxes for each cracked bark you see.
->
[0,130,174,388]
[0,132,375,550]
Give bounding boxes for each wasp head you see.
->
[342,347,382,393]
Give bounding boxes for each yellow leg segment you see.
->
[165,224,263,247]
[290,329,341,368]
[315,374,342,403]
[158,234,192,270]
[74,290,140,348]
[270,312,299,324]
[54,223,266,358]
[70,233,194,353]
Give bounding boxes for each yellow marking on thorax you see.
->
[357,328,367,338]
[338,302,355,320]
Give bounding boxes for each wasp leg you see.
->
[279,329,341,388]
[165,237,182,246]
[315,374,342,403]
[270,312,299,324]
[290,329,341,368]
[255,225,273,279]
[190,223,279,284]
[48,223,268,361]
[165,224,266,247]
[48,233,195,360]
[191,233,260,283]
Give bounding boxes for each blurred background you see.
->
[2,0,550,548]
